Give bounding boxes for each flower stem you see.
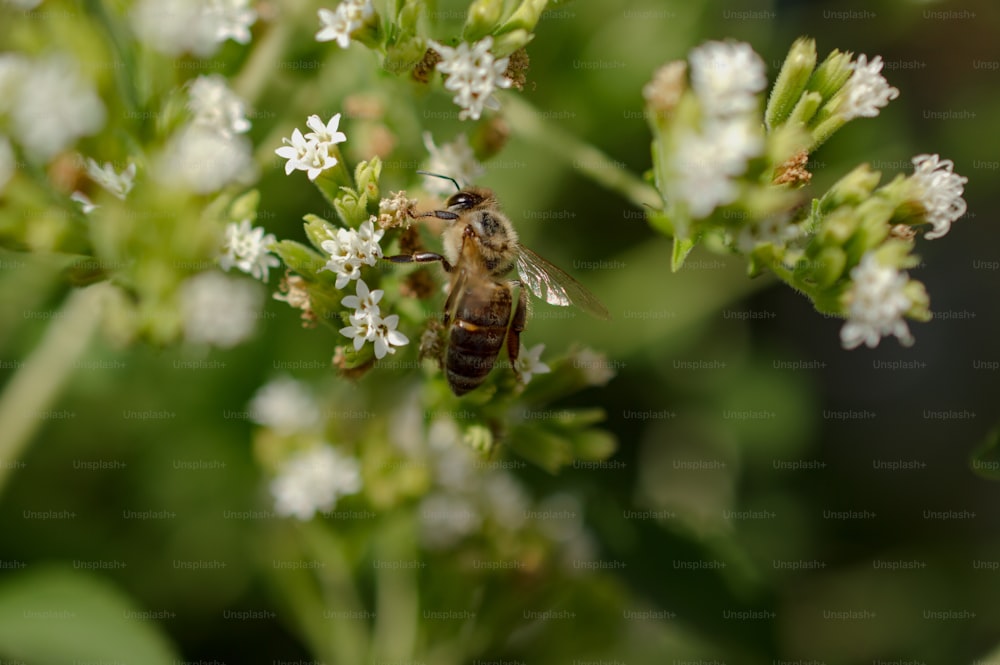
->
[502,95,662,211]
[0,283,108,497]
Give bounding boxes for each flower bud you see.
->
[766,37,817,130]
[463,0,504,41]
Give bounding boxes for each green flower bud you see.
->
[464,0,504,42]
[819,164,882,214]
[904,280,931,321]
[807,48,854,104]
[354,157,381,203]
[498,0,549,36]
[229,189,260,222]
[811,246,847,288]
[273,239,327,281]
[492,29,533,58]
[766,37,817,130]
[302,214,339,253]
[787,91,823,128]
[334,191,369,228]
[464,423,494,455]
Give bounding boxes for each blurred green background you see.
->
[2,0,999,662]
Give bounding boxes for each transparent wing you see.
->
[516,246,610,320]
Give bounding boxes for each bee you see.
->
[387,174,609,395]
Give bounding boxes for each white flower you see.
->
[430,36,511,121]
[275,125,341,181]
[248,376,320,435]
[340,310,378,351]
[205,0,257,45]
[319,220,383,288]
[305,113,347,145]
[378,191,417,228]
[70,191,98,214]
[341,277,383,314]
[736,211,801,253]
[839,54,899,120]
[372,314,408,359]
[515,343,550,384]
[131,0,256,57]
[157,125,255,193]
[909,154,968,240]
[179,271,263,348]
[220,219,280,281]
[669,118,762,219]
[188,75,251,137]
[688,41,766,117]
[8,56,105,161]
[840,253,914,350]
[422,132,483,195]
[316,1,373,49]
[270,445,362,520]
[84,158,136,200]
[0,136,14,195]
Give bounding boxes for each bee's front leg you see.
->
[383,252,453,273]
[506,283,528,382]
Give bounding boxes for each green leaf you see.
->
[0,566,180,665]
[671,235,697,272]
[273,240,327,281]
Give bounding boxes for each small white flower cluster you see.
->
[840,252,913,350]
[219,219,281,281]
[157,76,255,193]
[430,36,512,121]
[131,0,257,57]
[248,375,321,435]
[421,132,483,196]
[839,54,899,121]
[316,0,373,49]
[909,154,968,240]
[270,444,362,520]
[179,271,263,348]
[515,343,551,384]
[275,114,347,181]
[319,218,384,288]
[0,54,105,162]
[669,41,766,219]
[339,279,409,359]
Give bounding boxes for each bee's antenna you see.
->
[417,170,462,192]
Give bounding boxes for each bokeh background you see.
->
[1,0,999,663]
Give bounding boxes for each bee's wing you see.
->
[516,246,610,320]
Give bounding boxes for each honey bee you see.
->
[387,174,609,395]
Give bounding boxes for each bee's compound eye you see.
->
[447,192,478,211]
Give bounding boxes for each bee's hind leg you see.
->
[506,283,528,382]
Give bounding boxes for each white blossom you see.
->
[419,493,482,549]
[421,132,483,196]
[70,191,98,214]
[339,310,378,351]
[7,56,105,161]
[157,124,255,193]
[840,253,914,350]
[131,0,256,57]
[430,36,511,121]
[688,41,766,117]
[839,54,899,120]
[179,271,263,348]
[340,277,383,314]
[220,219,280,281]
[84,158,136,200]
[372,314,408,359]
[270,445,362,520]
[319,219,383,289]
[515,343,550,384]
[248,375,320,435]
[188,75,251,137]
[316,1,373,49]
[338,278,408,359]
[669,118,762,219]
[909,154,968,240]
[275,114,346,181]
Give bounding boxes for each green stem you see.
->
[502,95,661,211]
[0,283,108,497]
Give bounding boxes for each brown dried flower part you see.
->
[773,150,813,186]
[643,60,687,115]
[890,224,917,241]
[274,272,317,328]
[504,48,530,91]
[472,116,510,160]
[412,48,442,84]
[378,191,418,229]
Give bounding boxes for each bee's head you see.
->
[446,186,495,213]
